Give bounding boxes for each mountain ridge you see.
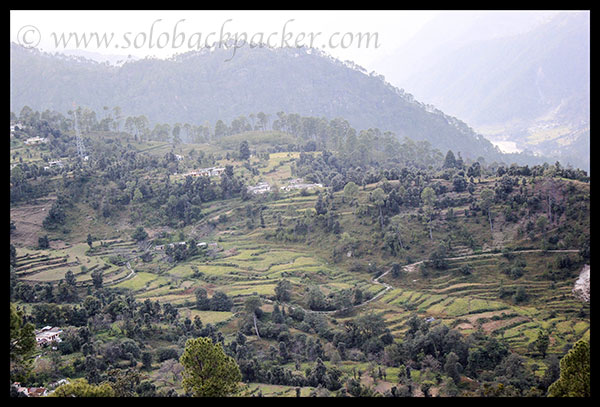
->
[11,42,510,164]
[375,12,589,170]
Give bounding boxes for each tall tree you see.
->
[179,337,242,397]
[91,270,103,290]
[534,330,550,358]
[10,303,36,382]
[444,352,461,384]
[38,235,50,249]
[548,340,590,397]
[479,188,495,232]
[421,187,436,240]
[275,279,292,302]
[195,287,210,311]
[389,215,405,250]
[371,188,386,229]
[443,150,457,169]
[132,226,148,242]
[244,296,262,339]
[239,140,250,160]
[343,181,359,205]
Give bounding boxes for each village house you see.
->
[184,167,225,177]
[10,123,25,134]
[43,160,64,171]
[26,387,48,397]
[247,182,271,194]
[280,178,323,192]
[24,136,49,145]
[154,241,187,251]
[35,326,63,346]
[48,378,70,390]
[12,383,48,397]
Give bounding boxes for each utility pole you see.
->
[72,105,88,161]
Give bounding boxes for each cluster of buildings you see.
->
[12,379,70,397]
[12,383,48,397]
[247,178,323,195]
[155,241,187,251]
[183,167,225,178]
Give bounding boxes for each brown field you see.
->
[10,197,56,247]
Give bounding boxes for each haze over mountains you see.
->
[11,10,589,170]
[374,11,590,171]
[11,42,506,162]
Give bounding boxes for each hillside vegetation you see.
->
[10,107,589,397]
[11,42,538,164]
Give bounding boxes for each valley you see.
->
[10,110,590,396]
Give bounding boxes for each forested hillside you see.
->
[10,107,589,397]
[12,42,534,164]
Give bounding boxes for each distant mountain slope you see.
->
[373,11,557,88]
[376,12,589,170]
[11,42,507,163]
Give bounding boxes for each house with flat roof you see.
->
[184,167,225,178]
[24,136,48,145]
[281,178,323,192]
[248,182,271,194]
[35,326,62,346]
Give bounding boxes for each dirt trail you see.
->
[103,261,136,287]
[268,248,580,315]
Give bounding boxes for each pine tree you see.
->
[548,340,590,397]
[239,140,250,160]
[179,337,242,397]
[443,150,457,169]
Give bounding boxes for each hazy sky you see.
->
[10,10,440,71]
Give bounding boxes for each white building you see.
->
[10,123,25,134]
[281,178,323,192]
[35,326,62,346]
[185,167,225,177]
[43,160,64,171]
[248,182,271,194]
[24,136,48,145]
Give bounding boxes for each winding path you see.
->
[103,261,136,287]
[267,249,580,316]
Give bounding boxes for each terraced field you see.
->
[376,250,589,355]
[126,235,381,313]
[14,239,142,287]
